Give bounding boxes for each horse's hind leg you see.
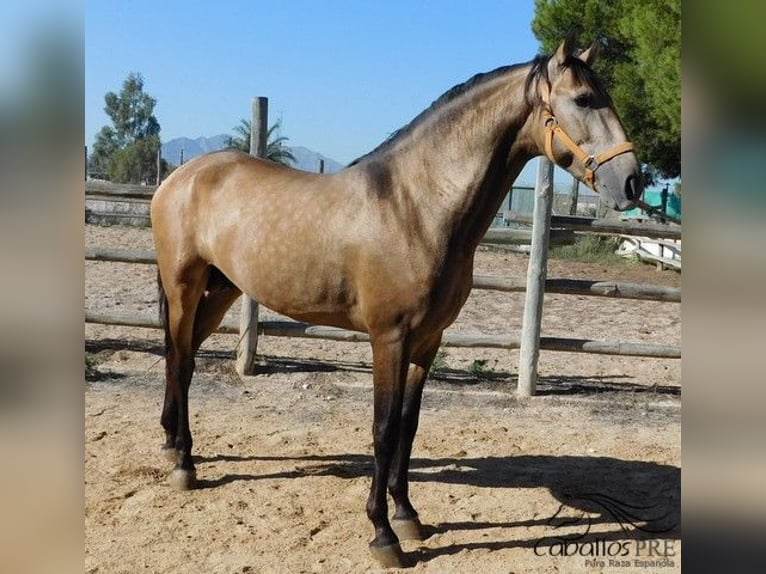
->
[158,272,179,462]
[159,262,208,490]
[191,267,242,352]
[388,334,442,542]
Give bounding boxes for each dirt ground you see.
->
[85,224,681,573]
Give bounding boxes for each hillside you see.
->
[161,136,344,173]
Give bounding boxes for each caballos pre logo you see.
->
[533,492,678,568]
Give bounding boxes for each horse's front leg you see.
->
[388,334,442,542]
[366,331,411,568]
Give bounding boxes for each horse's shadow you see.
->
[194,451,680,562]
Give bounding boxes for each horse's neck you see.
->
[380,67,536,250]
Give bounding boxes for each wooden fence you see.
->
[85,228,681,383]
[85,181,596,246]
[85,181,155,226]
[84,182,678,247]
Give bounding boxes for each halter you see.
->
[539,81,634,189]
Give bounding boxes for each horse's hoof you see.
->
[168,468,196,491]
[392,517,426,541]
[369,542,410,569]
[161,447,179,463]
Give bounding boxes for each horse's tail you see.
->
[157,269,171,356]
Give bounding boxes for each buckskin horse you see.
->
[151,31,642,568]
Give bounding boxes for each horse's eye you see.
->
[574,94,592,108]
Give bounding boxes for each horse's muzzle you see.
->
[615,174,642,211]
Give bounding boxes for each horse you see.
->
[151,30,642,568]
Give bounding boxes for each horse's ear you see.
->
[552,27,579,68]
[578,40,600,66]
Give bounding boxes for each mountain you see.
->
[161,135,344,174]
[161,135,231,166]
[288,146,344,173]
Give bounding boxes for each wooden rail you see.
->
[505,211,682,240]
[84,183,681,241]
[84,311,680,359]
[85,182,154,227]
[85,247,681,303]
[85,180,156,199]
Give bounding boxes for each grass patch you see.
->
[468,359,488,379]
[430,349,449,374]
[85,353,100,380]
[550,234,636,266]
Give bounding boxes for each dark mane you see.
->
[524,54,549,106]
[349,63,525,166]
[564,55,609,96]
[349,50,608,167]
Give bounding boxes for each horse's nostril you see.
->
[625,175,641,202]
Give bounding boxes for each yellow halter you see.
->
[539,81,634,189]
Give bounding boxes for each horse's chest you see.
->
[420,265,474,332]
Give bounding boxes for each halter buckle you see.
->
[584,155,598,170]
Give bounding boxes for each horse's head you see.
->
[530,31,643,211]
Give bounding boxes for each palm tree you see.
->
[227,119,296,166]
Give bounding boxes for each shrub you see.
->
[550,234,631,265]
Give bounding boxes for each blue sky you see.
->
[86,1,549,181]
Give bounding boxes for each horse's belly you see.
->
[214,242,364,330]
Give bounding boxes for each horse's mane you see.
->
[348,63,521,166]
[349,50,607,167]
[524,52,609,105]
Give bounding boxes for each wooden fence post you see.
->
[517,157,554,396]
[236,96,268,376]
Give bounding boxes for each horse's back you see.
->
[152,150,311,210]
[150,151,374,323]
[152,150,337,242]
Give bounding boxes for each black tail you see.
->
[157,270,171,356]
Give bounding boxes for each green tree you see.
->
[227,119,296,166]
[90,73,168,183]
[532,0,680,183]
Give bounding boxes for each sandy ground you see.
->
[85,224,681,573]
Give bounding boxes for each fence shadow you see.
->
[534,375,681,397]
[85,338,678,396]
[86,338,165,356]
